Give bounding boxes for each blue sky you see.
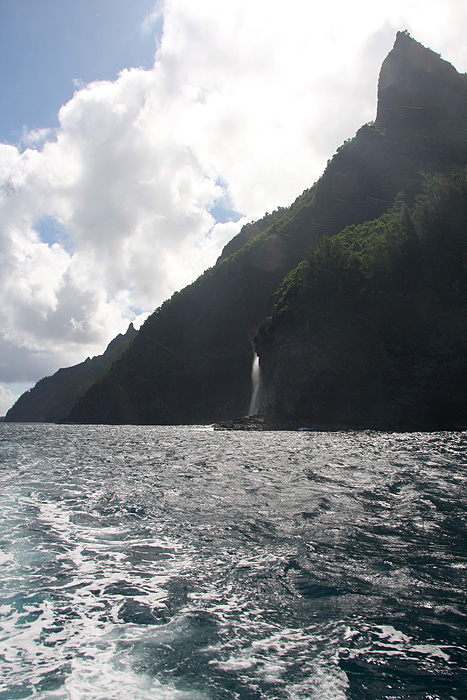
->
[1,0,467,414]
[0,0,159,142]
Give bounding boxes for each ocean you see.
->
[0,423,466,699]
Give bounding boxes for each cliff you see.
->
[14,32,467,429]
[66,32,467,427]
[5,324,137,423]
[257,174,467,430]
[255,34,467,430]
[377,30,467,135]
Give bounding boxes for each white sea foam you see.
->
[0,462,197,697]
[0,550,13,565]
[286,664,349,700]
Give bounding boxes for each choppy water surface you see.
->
[0,425,466,699]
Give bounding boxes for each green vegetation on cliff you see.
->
[258,170,467,429]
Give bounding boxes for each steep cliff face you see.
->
[257,170,467,430]
[67,32,467,426]
[253,33,467,430]
[377,31,467,134]
[5,324,137,423]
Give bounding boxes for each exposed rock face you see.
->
[377,31,467,133]
[5,324,137,423]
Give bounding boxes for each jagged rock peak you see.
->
[376,31,467,129]
[104,322,137,354]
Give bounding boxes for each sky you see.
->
[1,0,467,415]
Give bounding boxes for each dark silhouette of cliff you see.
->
[254,32,467,430]
[65,33,467,426]
[13,32,467,429]
[5,324,136,422]
[257,171,467,430]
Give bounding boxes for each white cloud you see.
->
[0,385,18,416]
[1,0,467,392]
[0,65,239,382]
[141,1,165,36]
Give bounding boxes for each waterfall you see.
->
[248,354,262,416]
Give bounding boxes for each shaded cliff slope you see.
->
[254,32,467,430]
[5,324,137,423]
[257,171,467,430]
[67,32,467,426]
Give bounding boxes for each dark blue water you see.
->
[1,424,466,699]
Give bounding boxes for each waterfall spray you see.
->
[248,354,262,416]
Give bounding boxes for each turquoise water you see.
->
[0,424,466,699]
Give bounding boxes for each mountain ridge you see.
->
[5,324,136,423]
[9,32,467,429]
